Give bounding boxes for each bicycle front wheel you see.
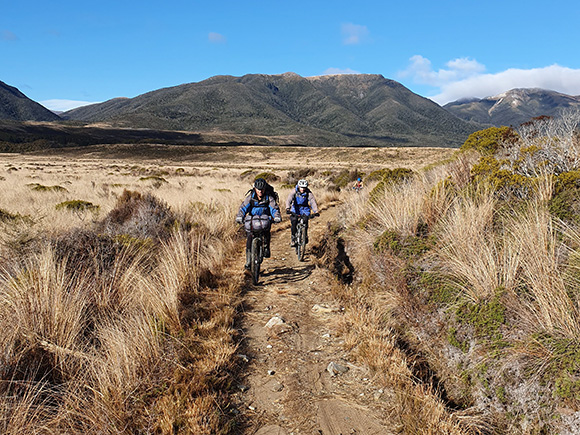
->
[297,226,306,261]
[251,236,261,285]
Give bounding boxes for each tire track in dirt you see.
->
[232,203,394,435]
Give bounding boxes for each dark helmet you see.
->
[254,178,267,190]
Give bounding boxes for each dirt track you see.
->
[232,203,394,435]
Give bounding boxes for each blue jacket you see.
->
[286,187,319,216]
[236,191,281,221]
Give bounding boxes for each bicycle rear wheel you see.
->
[251,236,261,285]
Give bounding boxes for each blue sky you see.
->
[2,0,580,111]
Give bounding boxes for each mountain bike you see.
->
[289,212,317,261]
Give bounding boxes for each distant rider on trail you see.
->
[236,178,281,270]
[285,179,319,247]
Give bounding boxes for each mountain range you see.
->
[2,74,580,149]
[0,81,60,122]
[444,88,580,127]
[60,73,476,147]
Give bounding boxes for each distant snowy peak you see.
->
[445,88,580,127]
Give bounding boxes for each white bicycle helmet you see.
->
[297,179,308,188]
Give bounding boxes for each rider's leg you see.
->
[290,215,298,246]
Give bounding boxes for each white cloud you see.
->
[208,32,226,44]
[399,55,485,87]
[321,67,361,75]
[432,65,580,104]
[341,23,369,45]
[2,30,19,41]
[40,99,99,112]
[399,55,580,105]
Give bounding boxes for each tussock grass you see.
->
[335,146,580,433]
[508,205,580,338]
[0,157,246,434]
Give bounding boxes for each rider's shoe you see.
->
[264,244,271,258]
[290,236,297,247]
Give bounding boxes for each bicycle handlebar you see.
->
[286,211,319,218]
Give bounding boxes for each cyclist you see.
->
[352,177,363,192]
[236,178,281,270]
[285,179,319,247]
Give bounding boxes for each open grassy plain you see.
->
[2,135,580,434]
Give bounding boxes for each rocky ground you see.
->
[230,203,395,435]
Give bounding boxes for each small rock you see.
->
[312,304,338,314]
[327,361,349,377]
[238,384,249,392]
[248,405,256,411]
[266,344,273,349]
[271,381,284,392]
[322,333,331,338]
[236,354,249,362]
[268,370,276,376]
[265,316,285,329]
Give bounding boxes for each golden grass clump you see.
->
[337,149,580,433]
[0,158,247,434]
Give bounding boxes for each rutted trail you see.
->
[231,204,394,435]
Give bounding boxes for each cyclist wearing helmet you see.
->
[352,177,363,192]
[236,178,281,270]
[285,179,319,247]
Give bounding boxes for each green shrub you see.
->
[0,208,26,223]
[471,156,536,199]
[331,169,363,189]
[286,168,316,185]
[373,229,435,258]
[549,186,580,224]
[139,175,167,183]
[420,272,459,305]
[254,172,279,182]
[456,291,506,341]
[240,169,255,179]
[461,126,519,156]
[55,200,99,213]
[27,183,68,192]
[554,170,580,196]
[366,168,392,182]
[139,175,168,189]
[530,334,580,400]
